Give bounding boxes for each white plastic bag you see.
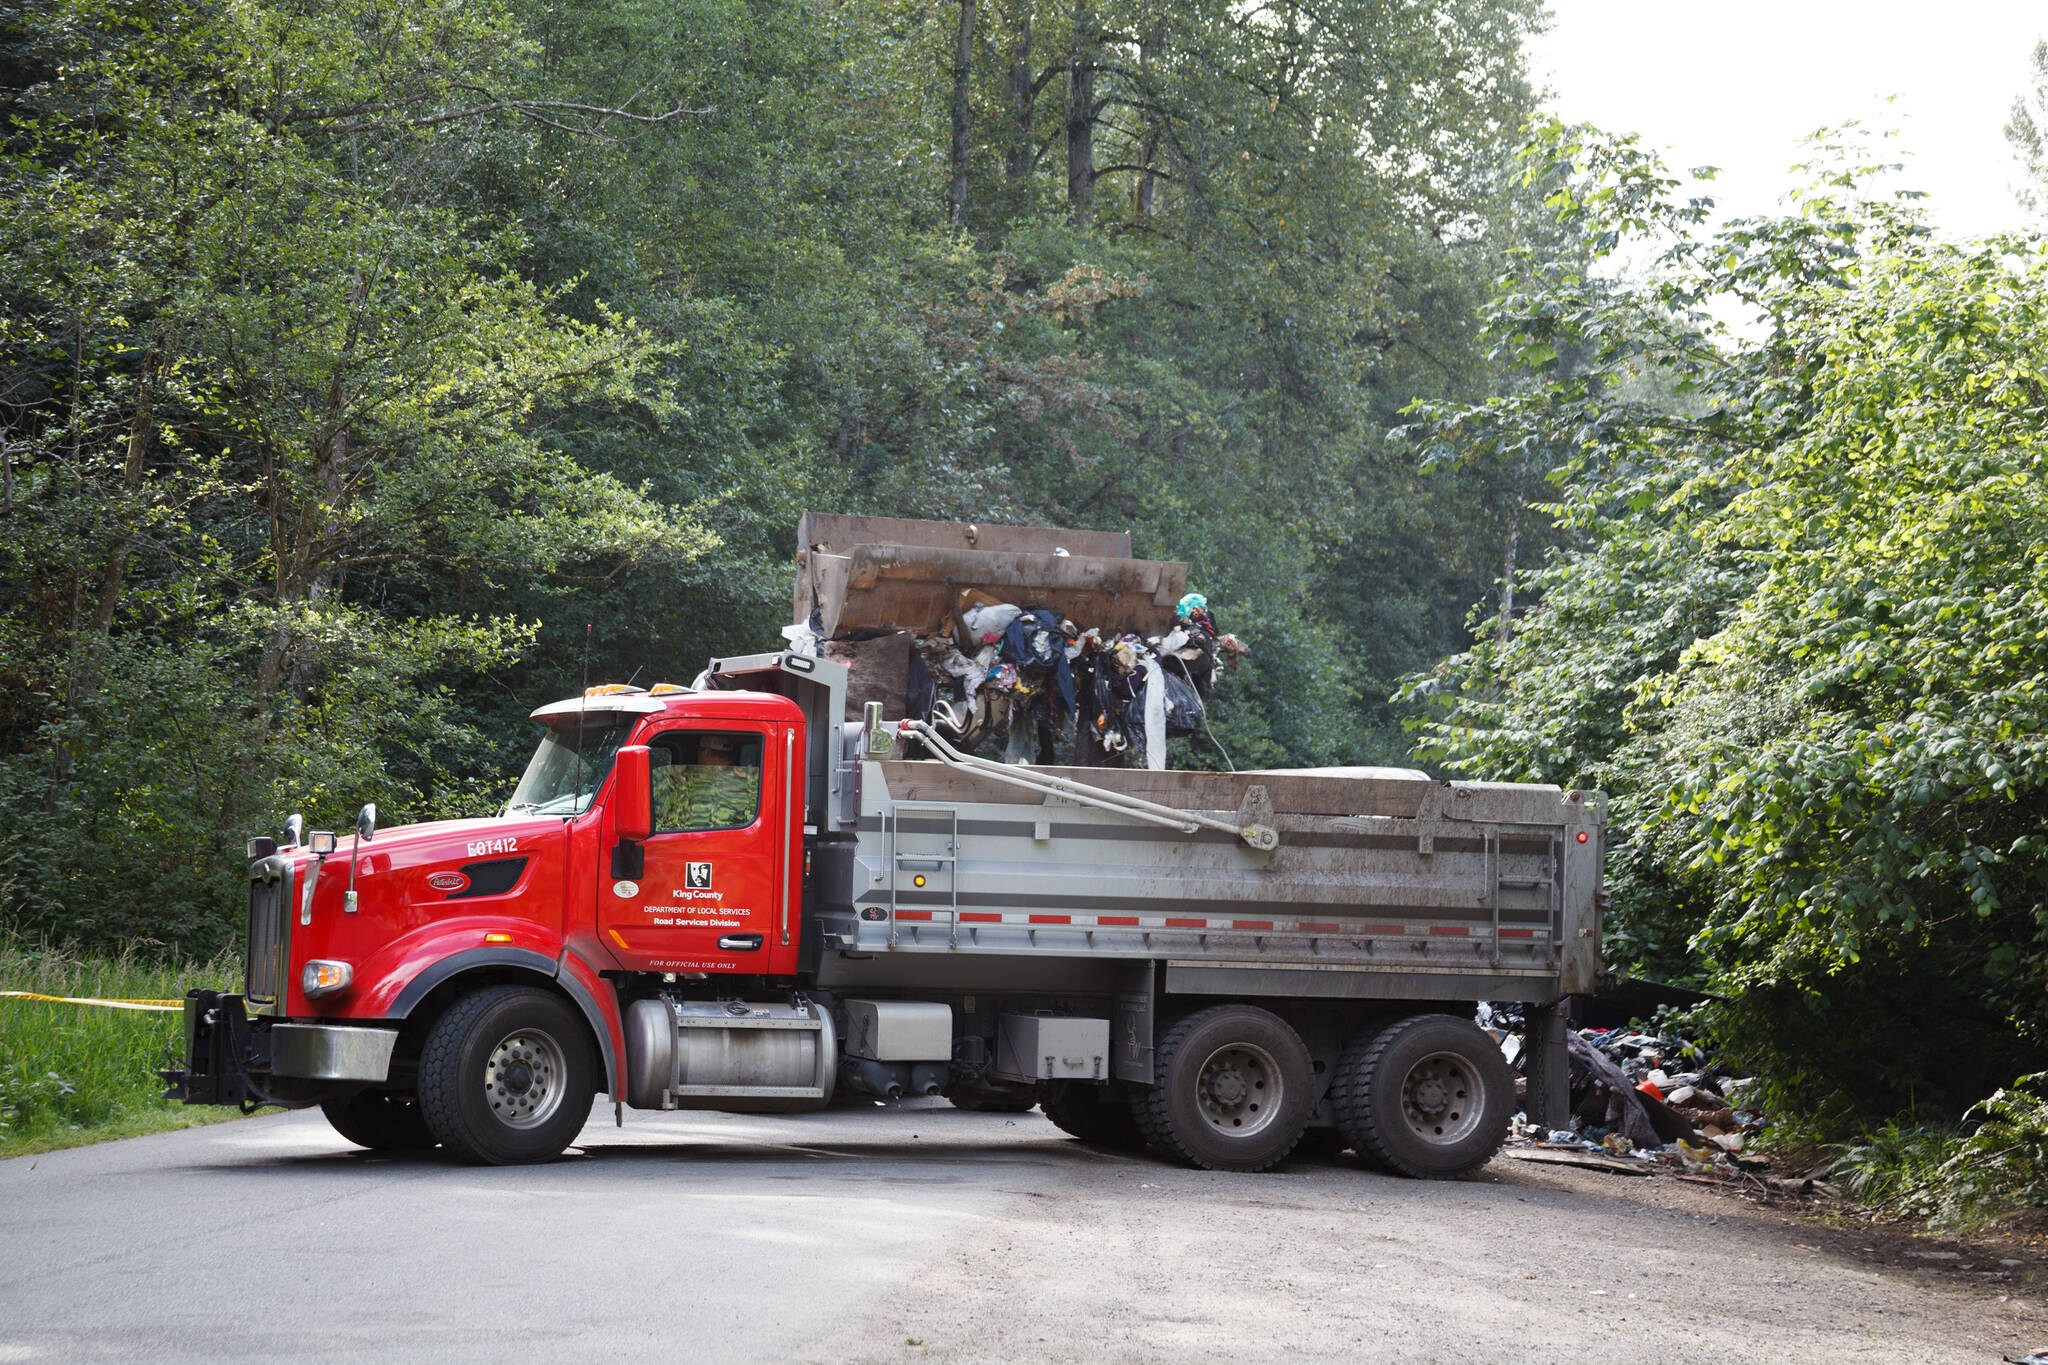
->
[961,603,1023,640]
[779,621,820,657]
[1141,657,1168,771]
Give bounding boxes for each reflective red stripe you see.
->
[1499,928,1535,938]
[873,911,1493,937]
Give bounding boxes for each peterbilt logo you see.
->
[426,871,469,893]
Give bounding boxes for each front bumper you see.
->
[162,991,398,1107]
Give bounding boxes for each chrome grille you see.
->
[245,869,288,1005]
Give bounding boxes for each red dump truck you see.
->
[168,514,1598,1176]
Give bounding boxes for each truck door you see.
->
[599,723,796,976]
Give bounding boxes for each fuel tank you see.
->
[623,997,836,1113]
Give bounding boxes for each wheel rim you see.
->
[1194,1042,1281,1138]
[483,1027,566,1130]
[1397,1049,1485,1147]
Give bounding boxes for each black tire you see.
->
[1042,1081,1146,1150]
[1128,1004,1312,1172]
[320,1088,437,1151]
[1330,1022,1394,1172]
[1331,1013,1512,1180]
[947,1091,1040,1114]
[418,985,596,1165]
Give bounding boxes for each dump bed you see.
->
[729,510,1602,1026]
[811,758,1603,1002]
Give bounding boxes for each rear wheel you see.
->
[1330,1022,1393,1172]
[1043,1081,1146,1150]
[1331,1013,1511,1180]
[320,1088,437,1151]
[1130,1004,1312,1172]
[418,985,595,1165]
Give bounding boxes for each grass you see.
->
[1828,1119,1960,1221]
[0,937,246,1159]
[1825,1078,2048,1233]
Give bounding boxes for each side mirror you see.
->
[283,813,305,848]
[613,745,652,842]
[355,803,377,842]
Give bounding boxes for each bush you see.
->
[1827,1075,2048,1232]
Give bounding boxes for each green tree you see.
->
[0,0,709,948]
[467,0,1560,769]
[1404,122,2048,1127]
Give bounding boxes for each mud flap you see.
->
[1523,1000,1571,1129]
[1113,960,1156,1083]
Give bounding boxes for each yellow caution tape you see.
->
[0,990,184,1012]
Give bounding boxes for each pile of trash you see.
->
[1482,1003,1771,1179]
[807,591,1247,769]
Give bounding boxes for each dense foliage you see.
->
[1403,124,2048,1131]
[2,0,1551,952]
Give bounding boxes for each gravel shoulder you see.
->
[825,1113,2031,1365]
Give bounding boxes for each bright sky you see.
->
[1528,2,2046,239]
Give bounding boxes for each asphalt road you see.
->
[0,1100,2026,1363]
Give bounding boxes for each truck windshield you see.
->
[503,716,636,818]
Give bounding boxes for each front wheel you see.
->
[1330,1013,1511,1180]
[417,985,596,1165]
[320,1088,437,1151]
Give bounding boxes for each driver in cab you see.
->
[654,733,760,831]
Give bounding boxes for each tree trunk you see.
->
[289,425,349,699]
[48,353,158,800]
[1066,0,1097,228]
[1497,525,1518,648]
[1135,32,1159,219]
[1005,6,1033,181]
[949,0,977,225]
[257,271,366,703]
[87,353,158,638]
[255,424,348,701]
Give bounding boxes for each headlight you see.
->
[302,960,353,998]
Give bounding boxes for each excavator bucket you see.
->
[792,512,1187,641]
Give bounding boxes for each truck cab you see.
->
[172,673,834,1163]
